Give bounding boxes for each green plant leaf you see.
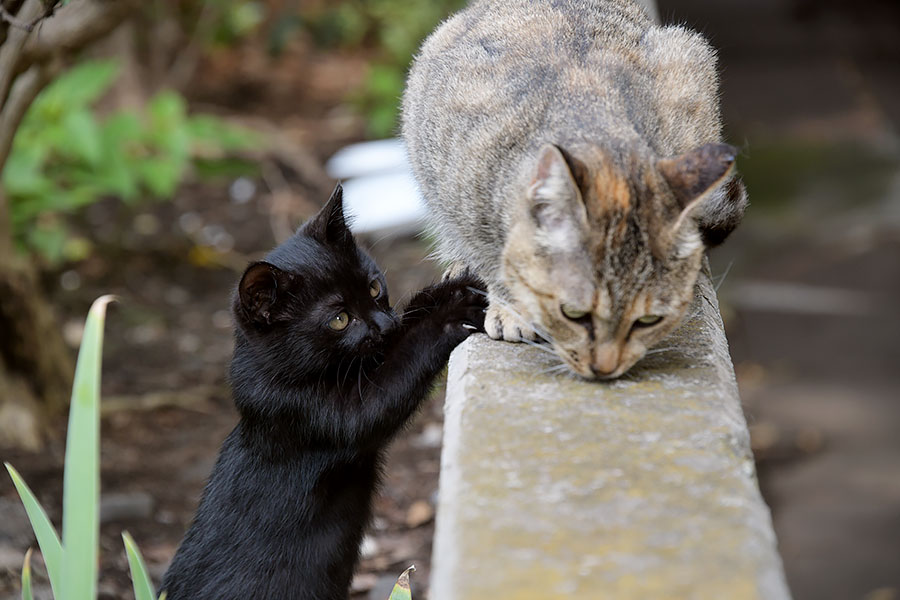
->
[186,115,258,151]
[148,91,187,130]
[60,295,115,600]
[21,548,33,600]
[2,148,52,199]
[61,109,103,165]
[122,532,157,600]
[4,464,62,597]
[387,565,415,600]
[137,157,184,198]
[25,221,69,265]
[41,60,119,111]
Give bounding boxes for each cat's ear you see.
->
[527,144,588,250]
[238,261,292,325]
[307,183,354,247]
[657,142,745,253]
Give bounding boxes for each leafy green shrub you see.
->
[5,296,165,600]
[3,59,255,265]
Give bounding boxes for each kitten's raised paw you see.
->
[403,272,487,331]
[485,303,539,342]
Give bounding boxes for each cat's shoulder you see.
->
[640,24,718,81]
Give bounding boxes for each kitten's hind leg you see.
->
[484,287,539,342]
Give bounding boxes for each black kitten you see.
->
[161,185,486,599]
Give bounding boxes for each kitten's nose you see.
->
[592,344,619,377]
[371,311,397,335]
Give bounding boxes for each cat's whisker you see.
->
[644,346,677,356]
[539,363,571,376]
[519,338,558,356]
[714,260,735,292]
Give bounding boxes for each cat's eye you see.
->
[634,315,663,328]
[369,280,382,298]
[561,304,590,320]
[328,311,350,331]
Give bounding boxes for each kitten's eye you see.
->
[328,311,350,331]
[369,280,382,298]
[561,304,590,320]
[633,315,663,328]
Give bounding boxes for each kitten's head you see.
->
[502,142,747,379]
[233,184,398,380]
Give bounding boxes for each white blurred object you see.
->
[325,138,426,235]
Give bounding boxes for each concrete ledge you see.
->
[431,271,791,599]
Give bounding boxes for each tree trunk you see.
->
[0,261,74,450]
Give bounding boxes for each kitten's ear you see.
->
[238,261,292,325]
[307,183,354,247]
[527,144,587,250]
[657,143,746,252]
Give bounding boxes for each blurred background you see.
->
[0,0,897,598]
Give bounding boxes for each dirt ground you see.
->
[1,1,899,599]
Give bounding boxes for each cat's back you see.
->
[402,0,721,270]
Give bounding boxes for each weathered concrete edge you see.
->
[430,270,792,599]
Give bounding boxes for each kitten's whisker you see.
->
[361,366,382,391]
[341,356,358,390]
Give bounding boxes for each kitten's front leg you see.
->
[351,274,487,445]
[484,283,540,342]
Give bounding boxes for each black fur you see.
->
[161,185,486,599]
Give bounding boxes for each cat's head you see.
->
[233,184,398,378]
[502,142,746,379]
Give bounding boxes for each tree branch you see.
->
[18,0,135,68]
[0,59,56,165]
[0,59,57,244]
[0,3,42,32]
[0,0,42,108]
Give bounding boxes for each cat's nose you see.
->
[592,344,619,376]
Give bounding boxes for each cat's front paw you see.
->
[485,302,540,342]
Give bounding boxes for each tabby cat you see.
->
[402,0,747,379]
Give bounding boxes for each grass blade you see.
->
[122,531,157,600]
[387,565,415,600]
[4,463,62,596]
[60,295,115,600]
[21,548,33,600]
